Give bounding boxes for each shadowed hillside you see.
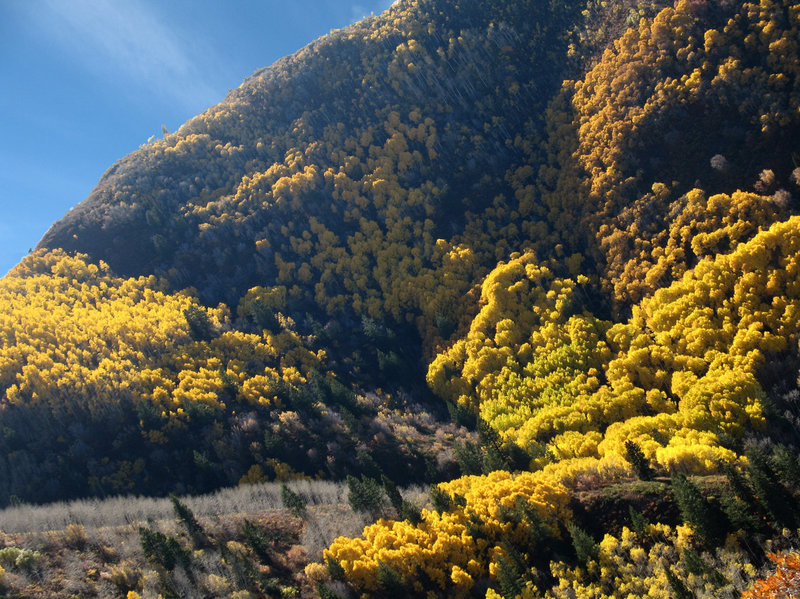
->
[2,0,800,596]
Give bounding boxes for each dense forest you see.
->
[1,0,800,596]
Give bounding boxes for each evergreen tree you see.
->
[683,548,706,576]
[138,526,189,571]
[454,439,483,476]
[430,485,452,514]
[683,548,728,587]
[356,448,383,479]
[625,439,655,480]
[478,418,511,473]
[772,444,800,490]
[568,522,599,564]
[250,298,281,332]
[281,483,308,519]
[483,445,512,473]
[376,560,407,598]
[326,555,346,582]
[400,500,423,524]
[720,463,761,533]
[347,475,384,519]
[381,474,403,514]
[517,496,551,546]
[446,401,478,429]
[221,541,280,594]
[242,518,275,566]
[496,550,525,598]
[183,305,214,341]
[628,505,649,535]
[665,566,696,599]
[670,472,726,547]
[475,417,530,473]
[465,513,488,543]
[746,445,798,528]
[317,582,347,599]
[170,493,205,546]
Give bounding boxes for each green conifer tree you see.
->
[400,499,423,524]
[138,526,189,571]
[683,548,728,587]
[670,472,726,547]
[170,493,206,546]
[430,485,452,514]
[665,566,696,599]
[242,518,275,566]
[454,439,484,476]
[625,439,655,480]
[376,560,408,598]
[326,555,346,582]
[347,475,384,519]
[772,444,800,490]
[381,474,403,514]
[629,505,649,535]
[720,463,761,533]
[746,445,798,528]
[317,582,347,599]
[568,522,599,564]
[183,305,214,341]
[496,551,525,598]
[281,483,308,519]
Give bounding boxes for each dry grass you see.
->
[0,479,429,597]
[0,479,348,534]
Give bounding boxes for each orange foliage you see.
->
[742,552,800,599]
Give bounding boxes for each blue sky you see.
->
[0,0,395,276]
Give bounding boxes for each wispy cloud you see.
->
[36,0,220,111]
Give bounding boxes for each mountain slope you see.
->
[3,0,800,596]
[38,0,580,314]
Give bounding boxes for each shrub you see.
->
[62,523,88,549]
[742,552,800,598]
[0,547,42,570]
[0,547,21,566]
[107,563,142,592]
[14,549,42,570]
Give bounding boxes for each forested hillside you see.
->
[2,0,800,596]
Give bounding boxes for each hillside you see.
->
[2,0,800,596]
